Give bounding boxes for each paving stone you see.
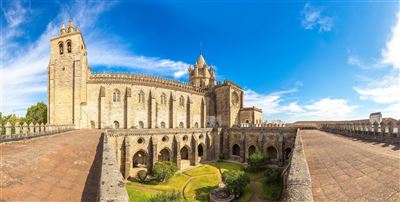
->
[0,130,102,201]
[302,130,400,201]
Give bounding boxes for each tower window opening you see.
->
[59,43,64,55]
[67,41,72,53]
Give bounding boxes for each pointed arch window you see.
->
[179,95,185,107]
[59,42,64,55]
[138,90,145,103]
[113,89,121,102]
[160,93,167,105]
[67,40,72,53]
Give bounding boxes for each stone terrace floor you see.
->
[302,130,400,202]
[0,129,102,201]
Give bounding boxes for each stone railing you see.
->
[0,122,75,143]
[98,133,129,202]
[283,129,313,202]
[238,123,285,128]
[320,120,400,144]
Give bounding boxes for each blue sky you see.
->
[1,0,399,122]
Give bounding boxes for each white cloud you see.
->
[301,3,334,32]
[1,0,190,116]
[350,11,400,119]
[354,72,400,104]
[302,98,358,120]
[244,89,358,122]
[382,12,400,69]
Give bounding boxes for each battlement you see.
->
[215,80,242,90]
[88,72,207,94]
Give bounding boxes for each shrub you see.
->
[222,170,250,198]
[148,191,184,202]
[264,168,281,184]
[137,170,147,183]
[218,153,224,160]
[248,151,268,170]
[152,161,178,182]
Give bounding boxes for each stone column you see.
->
[29,123,35,136]
[5,122,12,139]
[15,122,21,138]
[40,123,45,134]
[124,137,131,180]
[151,136,158,165]
[22,123,28,136]
[175,135,181,169]
[192,135,198,166]
[35,123,40,135]
[241,133,246,163]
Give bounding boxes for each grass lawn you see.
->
[183,173,220,201]
[255,177,283,201]
[127,189,157,202]
[183,164,219,176]
[127,173,190,192]
[126,161,260,202]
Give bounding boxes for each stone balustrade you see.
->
[319,119,400,143]
[0,122,75,142]
[238,122,286,128]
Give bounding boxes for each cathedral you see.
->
[47,20,263,129]
[46,20,295,178]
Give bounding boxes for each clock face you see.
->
[231,91,239,106]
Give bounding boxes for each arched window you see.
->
[179,95,185,107]
[138,121,144,129]
[160,93,167,105]
[138,90,145,103]
[248,145,256,157]
[179,122,184,128]
[59,42,64,55]
[113,89,121,102]
[198,144,204,157]
[194,122,199,128]
[267,146,278,159]
[160,122,166,128]
[232,144,240,156]
[114,121,119,129]
[67,41,72,53]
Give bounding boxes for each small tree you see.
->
[264,168,281,184]
[152,161,178,182]
[248,151,268,170]
[222,170,250,199]
[25,102,47,124]
[137,170,147,183]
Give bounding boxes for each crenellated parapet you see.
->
[0,122,75,143]
[88,73,207,95]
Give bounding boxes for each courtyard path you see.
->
[0,129,102,201]
[301,130,400,201]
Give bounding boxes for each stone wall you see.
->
[98,134,129,202]
[222,127,296,164]
[283,129,313,202]
[106,128,218,178]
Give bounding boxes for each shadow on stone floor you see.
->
[81,133,104,201]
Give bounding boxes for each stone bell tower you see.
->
[188,53,216,88]
[48,20,89,128]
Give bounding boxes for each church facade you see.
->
[47,21,297,178]
[47,20,262,129]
